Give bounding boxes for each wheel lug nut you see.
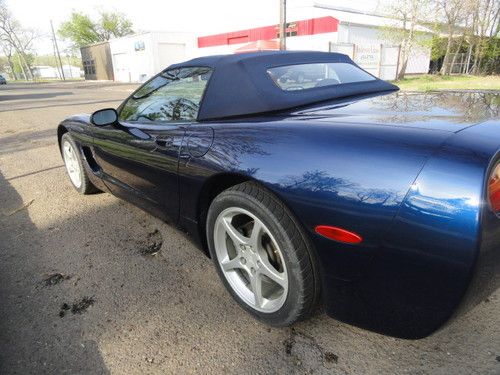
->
[256,260,261,267]
[240,257,246,265]
[251,267,256,275]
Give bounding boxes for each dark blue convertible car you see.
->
[57,51,499,338]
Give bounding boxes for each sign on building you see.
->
[330,43,400,80]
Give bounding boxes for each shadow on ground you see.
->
[0,128,56,155]
[0,99,121,113]
[0,92,73,101]
[0,171,110,374]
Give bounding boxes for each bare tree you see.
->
[435,0,467,75]
[447,0,478,74]
[0,42,17,79]
[382,0,430,80]
[470,0,500,74]
[0,3,37,80]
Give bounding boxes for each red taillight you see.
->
[315,225,363,244]
[489,164,500,214]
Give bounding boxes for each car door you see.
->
[91,66,212,223]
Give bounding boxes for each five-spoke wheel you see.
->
[214,207,288,313]
[207,181,320,326]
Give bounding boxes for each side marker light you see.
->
[315,225,363,244]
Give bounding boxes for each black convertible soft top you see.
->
[169,51,398,121]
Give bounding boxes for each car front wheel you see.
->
[60,133,98,195]
[206,181,320,326]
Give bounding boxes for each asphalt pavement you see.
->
[0,81,499,374]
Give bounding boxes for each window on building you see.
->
[83,60,96,75]
[267,62,376,91]
[134,41,145,51]
[275,31,298,37]
[275,22,298,38]
[119,67,212,123]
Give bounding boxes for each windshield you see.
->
[267,62,376,91]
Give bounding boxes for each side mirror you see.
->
[90,108,118,126]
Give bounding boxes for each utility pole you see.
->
[50,20,65,81]
[279,0,286,51]
[51,36,62,79]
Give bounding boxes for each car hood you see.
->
[290,91,499,132]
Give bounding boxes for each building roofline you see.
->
[80,40,110,49]
[313,3,389,19]
[313,3,435,34]
[108,30,195,41]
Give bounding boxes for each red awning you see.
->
[234,40,280,54]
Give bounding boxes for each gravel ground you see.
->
[0,82,499,375]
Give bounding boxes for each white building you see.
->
[109,31,196,83]
[32,65,82,79]
[195,5,434,80]
[32,65,58,79]
[60,65,83,79]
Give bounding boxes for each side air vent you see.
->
[81,146,100,173]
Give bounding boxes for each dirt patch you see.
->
[284,337,294,355]
[283,328,339,370]
[59,297,95,317]
[59,303,70,317]
[43,272,70,286]
[324,351,338,364]
[139,229,163,256]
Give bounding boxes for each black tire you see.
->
[60,133,99,195]
[206,181,320,326]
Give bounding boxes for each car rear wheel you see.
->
[206,181,320,326]
[60,133,98,195]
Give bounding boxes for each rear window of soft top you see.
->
[267,62,376,91]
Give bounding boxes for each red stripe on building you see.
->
[198,16,339,48]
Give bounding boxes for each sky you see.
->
[5,0,381,55]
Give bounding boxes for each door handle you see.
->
[153,137,174,151]
[154,136,173,148]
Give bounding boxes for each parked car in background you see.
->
[56,51,500,339]
[0,74,7,84]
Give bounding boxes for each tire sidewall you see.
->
[207,187,307,326]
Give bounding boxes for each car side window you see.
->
[119,67,212,123]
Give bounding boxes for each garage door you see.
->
[157,43,186,70]
[113,53,131,83]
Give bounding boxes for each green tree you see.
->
[58,11,133,48]
[100,12,133,40]
[58,12,100,47]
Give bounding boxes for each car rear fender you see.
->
[344,119,500,338]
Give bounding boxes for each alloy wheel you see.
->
[213,207,288,313]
